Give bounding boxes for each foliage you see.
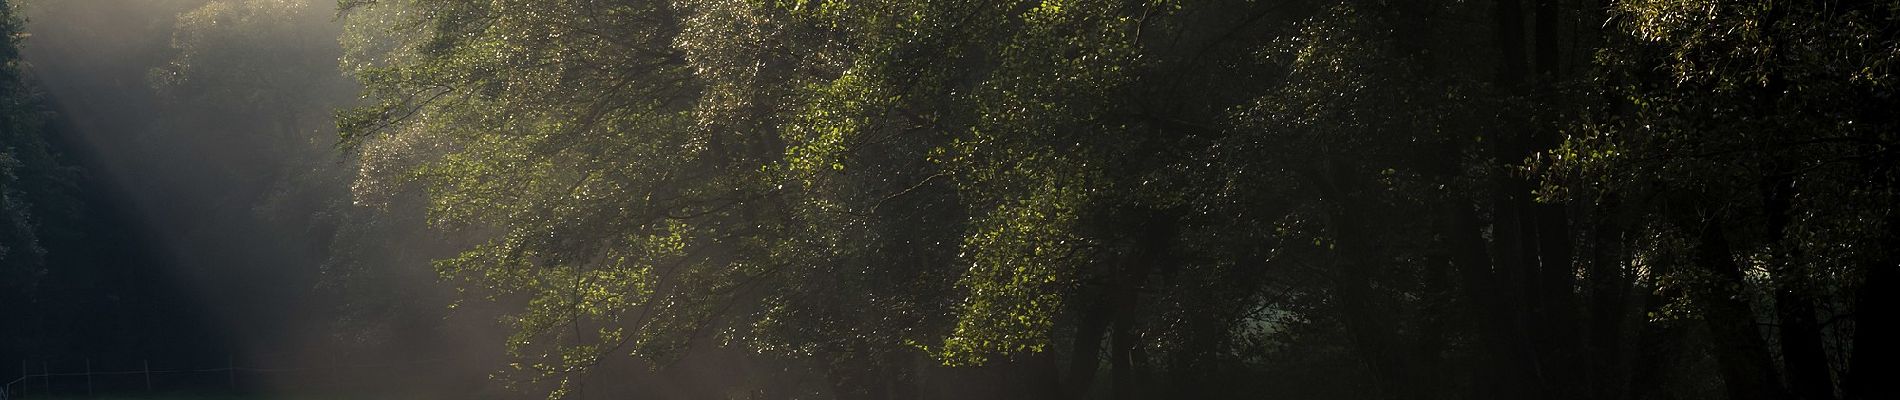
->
[336,0,1900,398]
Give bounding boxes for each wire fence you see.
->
[2,355,463,399]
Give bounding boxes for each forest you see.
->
[1,0,1895,399]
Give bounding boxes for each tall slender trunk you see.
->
[1763,176,1836,400]
[1495,0,1527,87]
[1445,196,1529,400]
[1108,319,1135,400]
[1581,4,1633,393]
[1627,213,1686,400]
[1530,0,1582,388]
[1067,286,1110,399]
[1497,1,1597,394]
[1108,213,1170,400]
[1432,109,1521,400]
[1307,162,1416,400]
[1532,0,1559,82]
[1842,202,1898,400]
[1490,0,1553,395]
[1690,219,1788,400]
[1774,277,1832,400]
[1588,203,1634,400]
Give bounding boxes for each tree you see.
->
[336,0,1897,398]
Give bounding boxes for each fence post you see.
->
[84,358,92,397]
[39,361,47,396]
[143,359,152,392]
[227,355,236,390]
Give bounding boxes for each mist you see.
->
[10,0,505,397]
[5,1,1898,400]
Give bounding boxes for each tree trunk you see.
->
[1690,220,1788,400]
[1763,177,1836,400]
[1067,288,1109,399]
[1446,197,1533,400]
[1532,0,1559,82]
[1495,0,1527,87]
[1625,290,1685,400]
[1842,211,1897,400]
[1107,213,1170,400]
[1307,162,1417,400]
[1492,0,1553,393]
[1108,319,1136,400]
[1585,195,1634,400]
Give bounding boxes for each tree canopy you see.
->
[320,0,1900,398]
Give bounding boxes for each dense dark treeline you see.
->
[1,0,227,378]
[0,0,51,283]
[332,0,1899,399]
